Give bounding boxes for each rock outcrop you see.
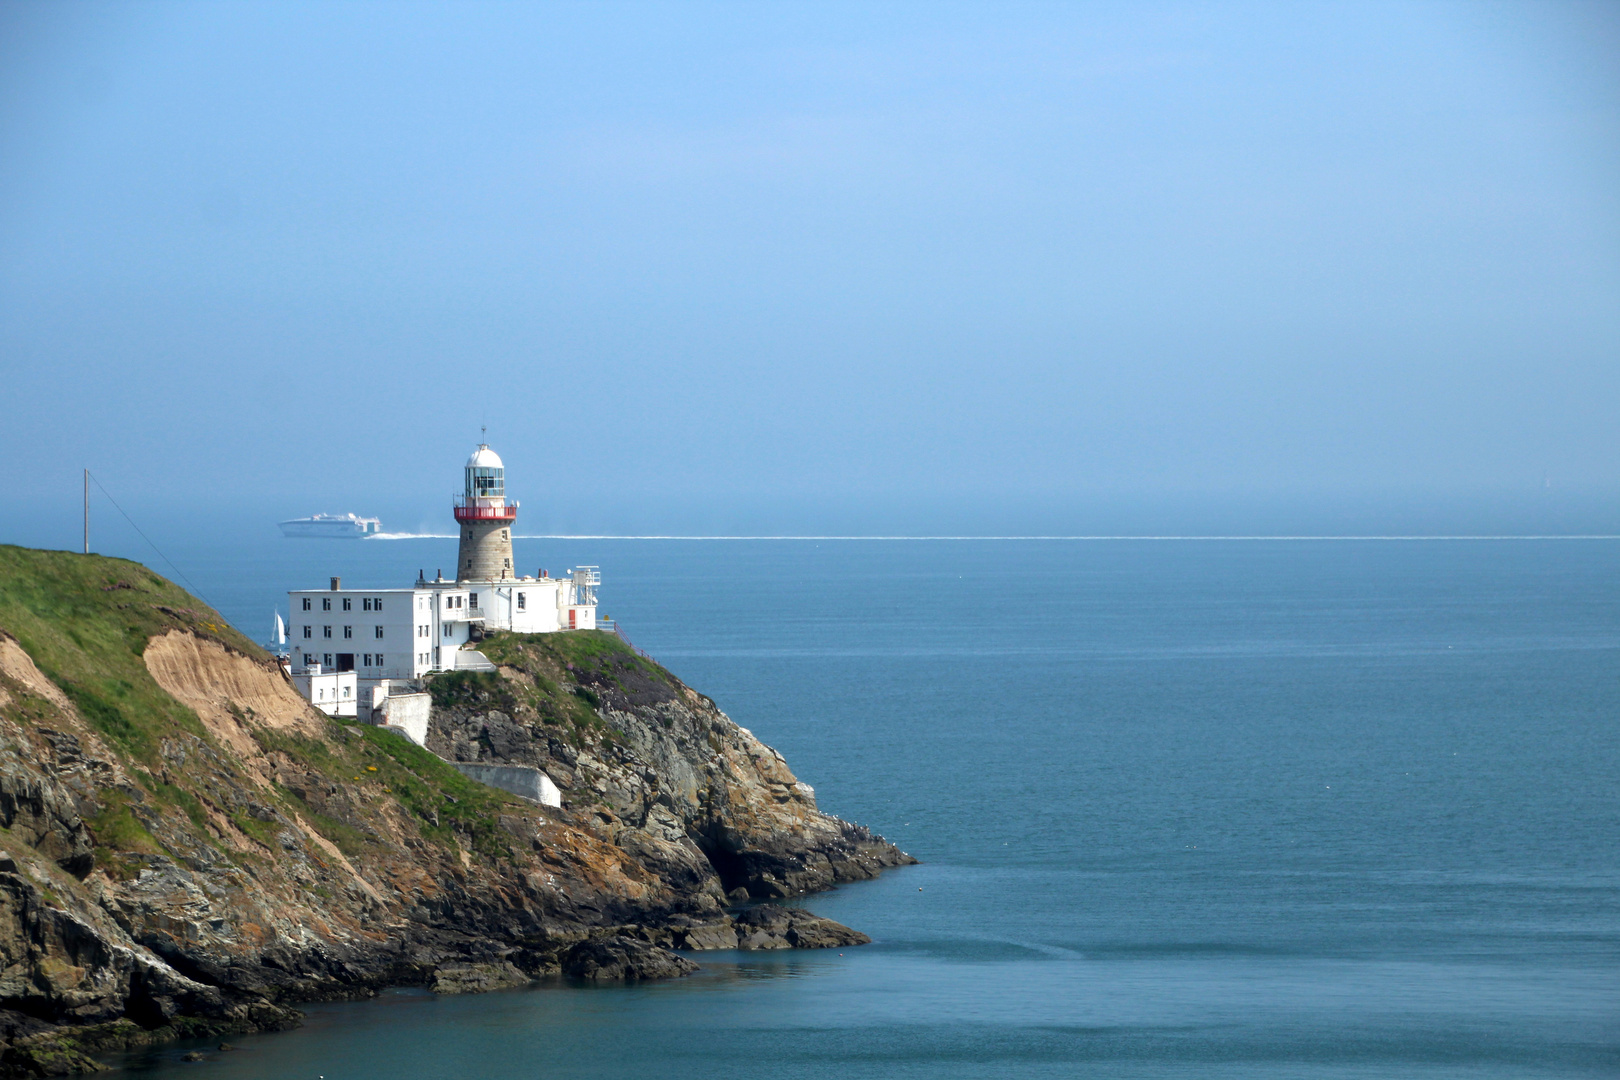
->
[426,632,914,902]
[732,904,873,950]
[0,545,912,1076]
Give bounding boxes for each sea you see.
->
[84,532,1617,1078]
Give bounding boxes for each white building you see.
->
[286,444,599,716]
[291,664,358,717]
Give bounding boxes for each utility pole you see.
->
[83,469,89,555]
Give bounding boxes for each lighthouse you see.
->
[455,444,517,580]
[285,443,600,722]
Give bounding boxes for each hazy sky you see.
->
[2,1,1617,535]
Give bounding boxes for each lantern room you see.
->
[464,445,505,500]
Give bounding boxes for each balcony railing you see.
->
[452,497,519,522]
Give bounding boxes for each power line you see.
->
[85,471,218,612]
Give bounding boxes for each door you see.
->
[568,609,576,629]
[336,653,355,672]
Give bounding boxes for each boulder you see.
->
[731,905,871,950]
[677,923,739,951]
[562,938,698,981]
[428,962,531,995]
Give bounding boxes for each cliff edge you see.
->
[0,545,912,1076]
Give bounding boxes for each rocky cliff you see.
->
[0,545,911,1076]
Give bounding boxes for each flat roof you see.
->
[289,578,558,592]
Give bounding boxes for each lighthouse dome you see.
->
[466,445,504,470]
[464,444,506,500]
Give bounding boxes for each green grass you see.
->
[356,726,517,860]
[0,544,258,767]
[230,811,283,850]
[87,793,165,879]
[469,630,675,748]
[427,670,510,710]
[0,545,540,871]
[250,723,521,862]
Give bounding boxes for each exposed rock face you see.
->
[428,961,530,996]
[732,905,872,950]
[561,938,699,981]
[427,633,914,901]
[0,546,912,1076]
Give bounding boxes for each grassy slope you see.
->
[0,544,523,869]
[0,545,255,764]
[456,629,682,748]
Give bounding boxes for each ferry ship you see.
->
[277,513,382,538]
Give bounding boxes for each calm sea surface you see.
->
[106,536,1618,1078]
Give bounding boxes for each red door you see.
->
[568,609,577,629]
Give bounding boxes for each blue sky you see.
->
[2,1,1616,536]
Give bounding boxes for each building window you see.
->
[517,592,526,610]
[375,625,384,638]
[362,598,371,611]
[342,598,351,611]
[504,558,510,569]
[324,653,333,667]
[469,593,479,608]
[343,626,353,639]
[343,686,351,698]
[501,529,509,540]
[303,653,314,666]
[323,626,332,638]
[443,625,452,638]
[322,598,331,611]
[318,689,324,701]
[303,626,312,639]
[376,654,383,667]
[443,595,451,610]
[302,598,311,611]
[374,598,383,612]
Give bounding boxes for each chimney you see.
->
[330,577,340,591]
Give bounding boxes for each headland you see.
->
[0,542,912,1076]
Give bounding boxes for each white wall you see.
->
[291,668,357,717]
[289,588,419,679]
[379,691,431,745]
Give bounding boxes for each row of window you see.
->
[302,626,385,639]
[297,589,550,627]
[301,653,386,668]
[301,596,386,612]
[298,591,551,621]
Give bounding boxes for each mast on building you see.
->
[454,444,518,581]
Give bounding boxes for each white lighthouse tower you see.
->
[455,444,517,580]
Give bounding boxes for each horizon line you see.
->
[364,533,1620,542]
